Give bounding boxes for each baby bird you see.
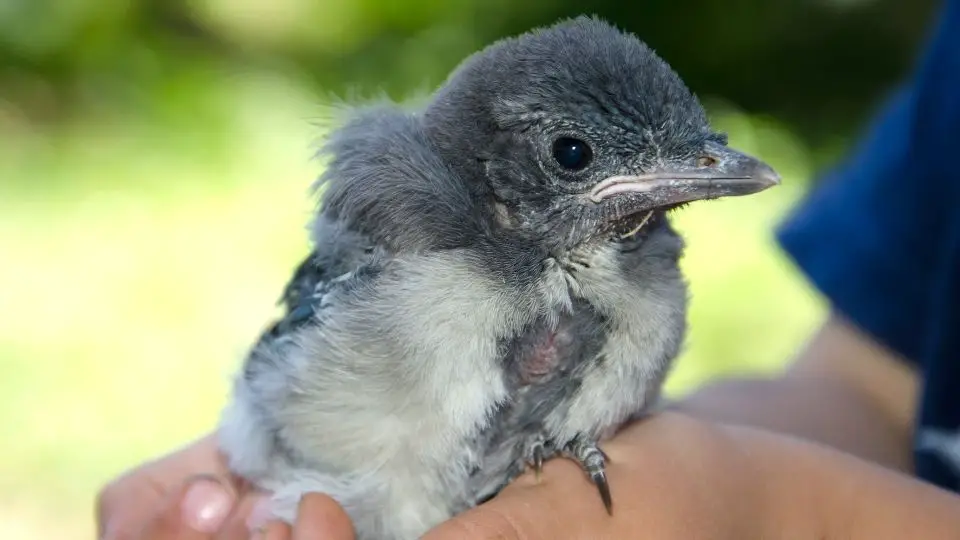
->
[218,15,780,540]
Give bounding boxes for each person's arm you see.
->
[671,312,919,472]
[412,412,960,540]
[667,0,960,476]
[260,415,960,540]
[738,420,959,539]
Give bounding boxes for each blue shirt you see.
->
[776,0,960,492]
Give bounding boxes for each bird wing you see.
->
[223,238,519,531]
[254,212,382,347]
[258,250,344,344]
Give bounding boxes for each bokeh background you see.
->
[0,0,942,537]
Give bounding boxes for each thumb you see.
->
[125,475,237,540]
[289,493,357,540]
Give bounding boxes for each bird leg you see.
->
[562,434,613,515]
[520,433,612,514]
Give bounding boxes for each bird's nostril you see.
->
[697,155,718,168]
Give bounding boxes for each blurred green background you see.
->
[0,0,941,537]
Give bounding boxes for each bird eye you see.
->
[697,155,718,168]
[552,137,593,171]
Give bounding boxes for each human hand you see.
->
[256,412,814,540]
[107,482,354,540]
[420,410,960,540]
[95,434,267,539]
[418,411,815,540]
[220,410,960,540]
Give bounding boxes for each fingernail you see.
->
[181,477,233,533]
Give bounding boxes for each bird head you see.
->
[422,16,779,252]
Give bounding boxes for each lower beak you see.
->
[588,141,780,206]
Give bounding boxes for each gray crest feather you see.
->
[314,105,486,253]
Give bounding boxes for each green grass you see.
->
[0,75,826,539]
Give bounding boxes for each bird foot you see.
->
[562,434,613,515]
[523,435,558,482]
[521,433,613,515]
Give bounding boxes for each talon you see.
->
[533,443,544,482]
[562,435,614,515]
[592,470,613,515]
[524,436,556,484]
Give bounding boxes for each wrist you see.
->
[720,425,835,538]
[606,413,827,539]
[723,423,960,539]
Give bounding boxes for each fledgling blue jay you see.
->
[218,15,780,540]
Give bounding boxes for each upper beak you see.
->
[588,141,781,206]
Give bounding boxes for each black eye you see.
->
[552,137,593,171]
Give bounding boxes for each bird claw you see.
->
[562,434,613,515]
[521,434,613,514]
[524,435,554,483]
[532,442,544,481]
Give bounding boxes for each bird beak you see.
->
[588,141,780,206]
